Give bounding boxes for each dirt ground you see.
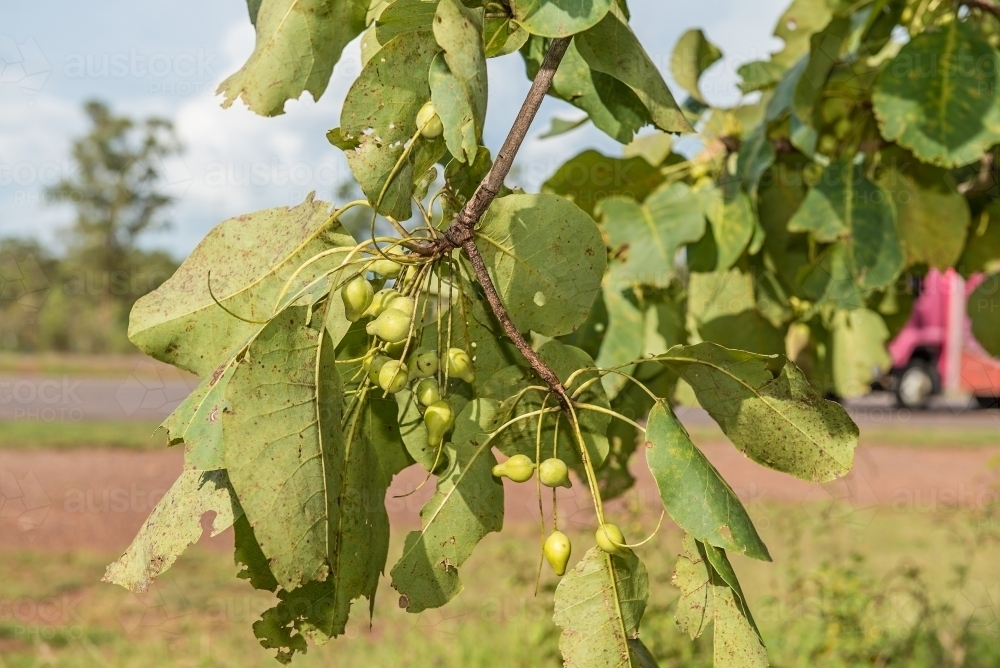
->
[2,441,998,554]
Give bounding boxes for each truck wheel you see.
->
[975,395,999,409]
[895,361,936,409]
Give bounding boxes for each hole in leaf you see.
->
[533,291,546,306]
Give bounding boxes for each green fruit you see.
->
[378,360,409,394]
[424,400,455,448]
[416,101,444,139]
[363,289,400,318]
[367,354,390,384]
[391,296,415,317]
[833,117,852,140]
[543,531,572,576]
[385,339,407,358]
[415,378,441,406]
[342,275,374,322]
[538,458,572,489]
[595,524,628,556]
[371,250,405,278]
[818,134,837,155]
[366,308,411,343]
[492,454,535,483]
[412,350,438,378]
[447,347,475,384]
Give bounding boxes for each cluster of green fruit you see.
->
[341,256,476,452]
[492,454,628,578]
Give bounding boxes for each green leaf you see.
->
[959,204,1000,276]
[375,0,436,43]
[876,147,970,270]
[158,364,233,471]
[672,534,769,667]
[223,308,345,589]
[772,0,832,67]
[483,340,610,467]
[218,0,367,116]
[129,195,355,378]
[431,0,488,164]
[511,0,613,38]
[699,311,786,358]
[657,342,859,483]
[339,30,447,220]
[553,546,652,668]
[736,126,776,195]
[687,267,756,324]
[646,402,769,560]
[535,36,650,143]
[390,399,505,613]
[970,273,1000,357]
[873,20,1000,168]
[598,182,705,286]
[671,29,722,104]
[792,18,850,126]
[475,193,606,337]
[831,308,891,399]
[485,4,530,57]
[594,285,644,397]
[738,60,786,94]
[702,184,756,271]
[540,115,590,139]
[544,149,664,218]
[789,158,903,292]
[576,5,691,135]
[104,470,238,592]
[245,390,411,663]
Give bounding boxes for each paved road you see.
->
[2,372,998,427]
[0,372,198,422]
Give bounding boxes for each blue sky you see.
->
[0,0,789,258]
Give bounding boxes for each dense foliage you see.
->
[105,0,1000,666]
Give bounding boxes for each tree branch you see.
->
[432,37,573,409]
[441,37,571,248]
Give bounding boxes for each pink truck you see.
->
[888,269,1000,409]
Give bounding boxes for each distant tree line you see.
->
[0,101,180,353]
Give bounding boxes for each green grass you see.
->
[0,421,167,450]
[2,501,1000,667]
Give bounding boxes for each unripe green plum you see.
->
[818,134,837,155]
[447,347,475,384]
[366,308,411,343]
[415,378,441,406]
[544,531,572,576]
[492,454,535,483]
[412,350,438,378]
[538,458,572,489]
[363,289,400,318]
[391,296,415,317]
[424,400,455,448]
[342,275,374,322]
[416,101,444,139]
[595,523,628,557]
[367,354,390,384]
[371,250,405,278]
[378,360,409,394]
[385,339,407,358]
